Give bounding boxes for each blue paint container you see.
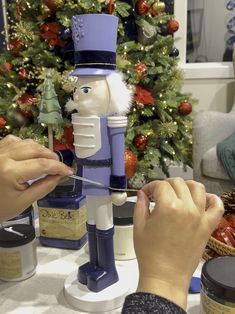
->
[37,183,87,250]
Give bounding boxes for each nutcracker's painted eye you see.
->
[81,86,92,94]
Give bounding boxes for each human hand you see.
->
[134,177,224,309]
[111,192,127,206]
[0,135,74,222]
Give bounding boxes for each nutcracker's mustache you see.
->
[65,98,79,113]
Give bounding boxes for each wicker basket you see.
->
[206,236,235,256]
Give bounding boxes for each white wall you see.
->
[182,77,235,114]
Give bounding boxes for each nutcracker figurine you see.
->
[65,14,132,293]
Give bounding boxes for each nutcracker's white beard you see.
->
[65,71,132,115]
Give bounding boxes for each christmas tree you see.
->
[0,0,196,188]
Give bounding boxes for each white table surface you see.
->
[0,199,202,314]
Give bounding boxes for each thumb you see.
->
[205,193,224,233]
[133,190,150,230]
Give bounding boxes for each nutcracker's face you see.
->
[73,76,110,116]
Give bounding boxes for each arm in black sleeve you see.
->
[122,292,187,314]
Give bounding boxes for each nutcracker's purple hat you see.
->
[71,14,118,76]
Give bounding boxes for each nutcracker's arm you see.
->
[108,116,127,205]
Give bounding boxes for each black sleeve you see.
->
[121,292,187,314]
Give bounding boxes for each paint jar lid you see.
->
[201,256,235,303]
[113,201,134,226]
[0,224,36,248]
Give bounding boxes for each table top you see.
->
[0,198,202,314]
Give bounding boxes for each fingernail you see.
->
[66,169,74,175]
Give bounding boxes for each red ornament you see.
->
[134,63,147,79]
[0,116,7,128]
[178,101,192,116]
[167,19,179,34]
[107,0,115,14]
[133,134,148,150]
[135,0,151,15]
[134,85,154,105]
[19,68,28,80]
[53,126,74,150]
[43,0,59,12]
[125,149,138,179]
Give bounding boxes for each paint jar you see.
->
[37,184,87,250]
[113,201,136,260]
[2,205,34,228]
[0,224,37,281]
[201,256,235,313]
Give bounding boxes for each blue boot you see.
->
[87,227,119,292]
[78,223,98,285]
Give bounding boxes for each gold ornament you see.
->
[152,1,165,14]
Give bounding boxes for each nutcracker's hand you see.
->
[111,192,127,206]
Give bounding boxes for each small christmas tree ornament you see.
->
[170,47,180,57]
[125,149,138,179]
[135,0,151,15]
[151,1,166,15]
[134,63,147,79]
[167,19,179,34]
[178,101,192,116]
[38,73,63,150]
[133,134,148,150]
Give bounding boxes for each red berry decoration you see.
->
[133,134,148,150]
[178,101,192,116]
[125,149,138,179]
[135,0,151,15]
[43,0,59,12]
[134,63,147,79]
[167,19,179,34]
